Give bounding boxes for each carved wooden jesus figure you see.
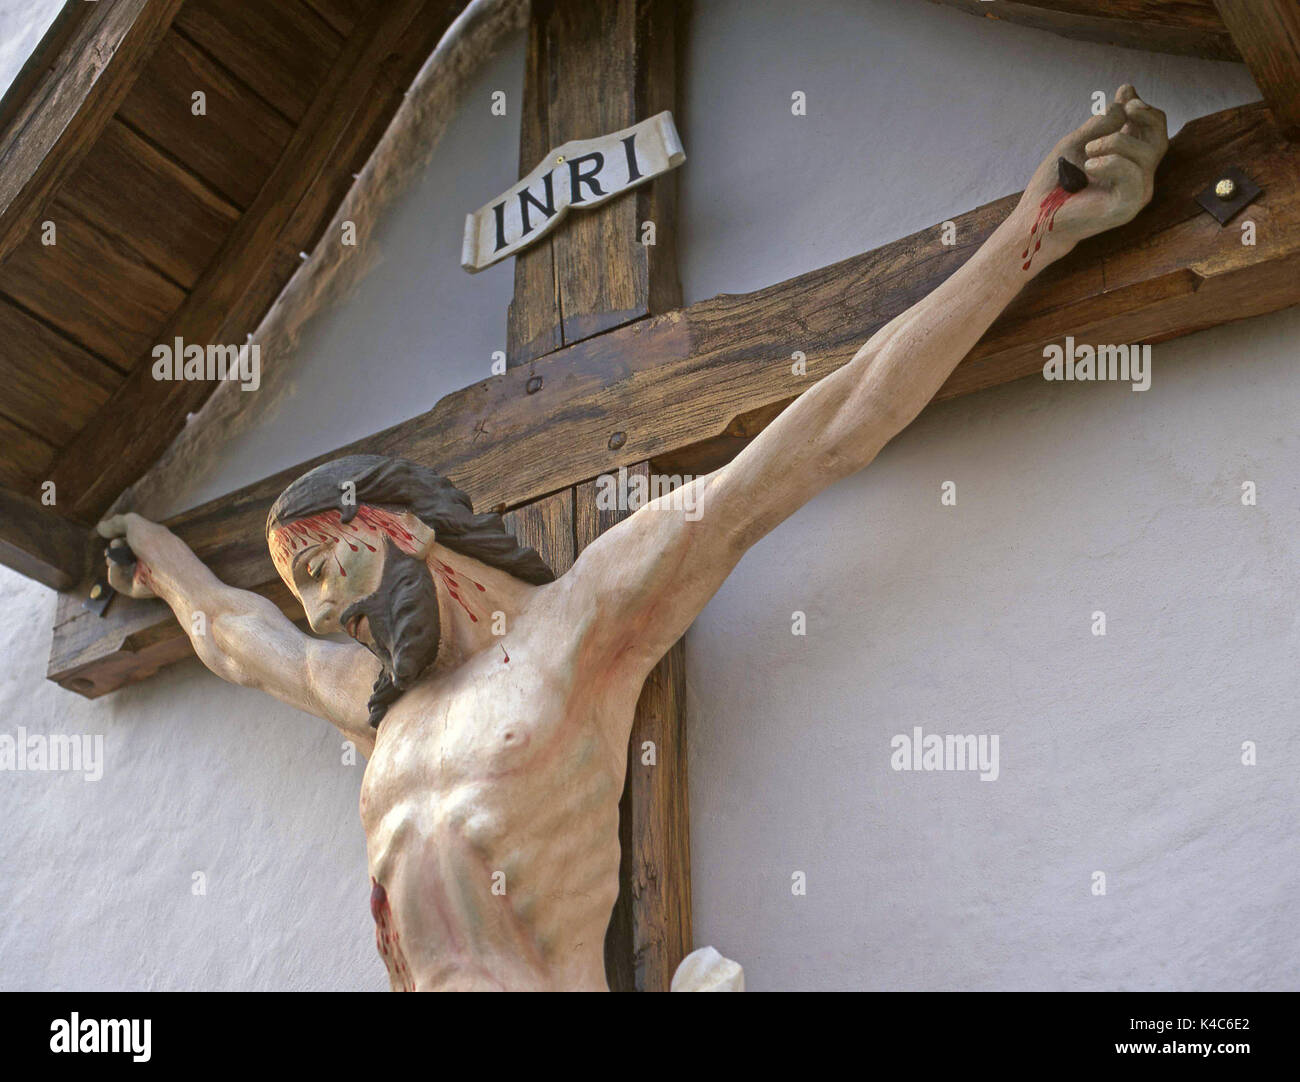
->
[98,88,1167,991]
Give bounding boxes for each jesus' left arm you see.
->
[562,85,1168,679]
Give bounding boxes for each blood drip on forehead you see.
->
[269,506,423,574]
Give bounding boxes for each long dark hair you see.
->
[266,454,554,584]
[267,455,554,727]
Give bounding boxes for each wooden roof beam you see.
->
[926,1,1241,61]
[0,487,90,590]
[42,0,466,527]
[46,101,1300,697]
[1213,0,1300,139]
[0,0,183,269]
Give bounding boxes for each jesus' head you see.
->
[266,455,554,728]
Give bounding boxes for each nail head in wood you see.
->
[82,579,114,617]
[1195,166,1261,225]
[526,375,543,394]
[608,431,627,451]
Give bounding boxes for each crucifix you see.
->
[30,0,1300,993]
[92,0,1171,989]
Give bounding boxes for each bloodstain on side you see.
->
[1021,186,1073,271]
[370,878,415,992]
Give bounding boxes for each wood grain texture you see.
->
[0,415,56,491]
[57,117,240,290]
[925,0,1240,60]
[1213,0,1300,139]
[47,0,451,525]
[174,0,344,124]
[0,0,183,269]
[502,488,576,576]
[0,196,185,368]
[506,0,686,363]
[0,293,119,449]
[115,30,296,210]
[47,103,1300,698]
[0,486,90,590]
[505,10,564,367]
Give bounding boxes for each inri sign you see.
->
[461,111,685,272]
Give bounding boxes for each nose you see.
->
[306,600,339,634]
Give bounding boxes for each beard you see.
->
[340,539,441,729]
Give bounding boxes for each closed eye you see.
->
[291,544,325,583]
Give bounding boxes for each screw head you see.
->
[89,583,103,599]
[1215,177,1236,200]
[555,155,565,165]
[525,375,543,394]
[608,431,627,451]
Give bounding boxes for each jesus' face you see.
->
[268,506,434,640]
[269,506,444,726]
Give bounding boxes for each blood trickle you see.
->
[433,558,478,622]
[370,878,415,992]
[1021,186,1073,271]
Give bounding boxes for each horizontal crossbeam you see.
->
[49,102,1300,697]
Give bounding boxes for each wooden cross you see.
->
[17,0,1300,991]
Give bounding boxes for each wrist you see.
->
[995,198,1076,278]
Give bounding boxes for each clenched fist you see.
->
[1013,84,1168,270]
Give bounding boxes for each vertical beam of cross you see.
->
[1212,0,1300,140]
[501,0,691,991]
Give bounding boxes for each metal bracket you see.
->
[1195,167,1262,225]
[82,579,114,618]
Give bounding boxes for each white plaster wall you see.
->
[1,0,1294,991]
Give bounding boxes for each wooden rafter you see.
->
[926,0,1241,60]
[0,486,88,590]
[43,0,466,527]
[47,101,1300,698]
[1213,0,1300,139]
[0,0,184,269]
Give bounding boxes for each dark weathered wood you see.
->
[0,0,182,269]
[302,0,367,38]
[175,0,344,125]
[1213,1,1300,139]
[0,294,119,450]
[506,0,686,364]
[574,465,692,994]
[926,0,1240,60]
[116,30,296,210]
[47,0,456,525]
[0,196,185,368]
[47,102,1300,697]
[0,486,90,590]
[0,416,56,492]
[505,6,564,367]
[59,118,240,291]
[502,489,576,576]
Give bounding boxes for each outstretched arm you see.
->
[569,86,1168,673]
[98,512,380,753]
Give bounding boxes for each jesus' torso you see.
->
[357,593,638,991]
